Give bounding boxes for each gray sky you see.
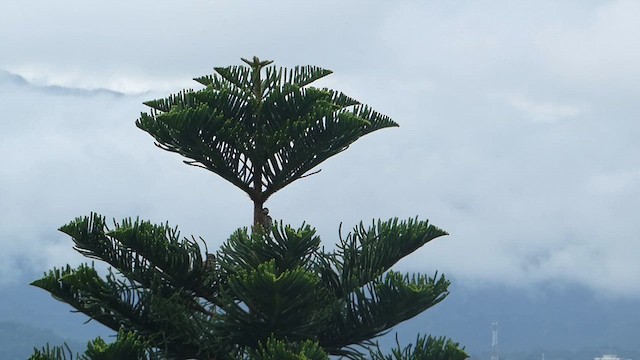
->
[1,0,639,299]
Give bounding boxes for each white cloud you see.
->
[503,93,585,123]
[535,0,640,85]
[587,170,640,195]
[6,66,192,95]
[2,1,640,299]
[0,78,248,282]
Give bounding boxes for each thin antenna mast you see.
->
[491,321,499,360]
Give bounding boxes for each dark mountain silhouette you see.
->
[0,69,126,97]
[0,321,87,359]
[2,279,639,358]
[2,279,639,359]
[373,281,640,357]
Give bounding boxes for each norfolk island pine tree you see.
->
[29,57,467,360]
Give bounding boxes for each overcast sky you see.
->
[1,0,639,299]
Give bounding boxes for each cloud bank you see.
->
[1,1,639,299]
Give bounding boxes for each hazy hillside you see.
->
[0,321,87,359]
[1,280,638,359]
[0,282,114,341]
[370,282,640,358]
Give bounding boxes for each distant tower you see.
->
[491,322,499,360]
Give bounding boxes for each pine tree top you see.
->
[137,57,398,211]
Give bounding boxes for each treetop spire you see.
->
[240,56,274,69]
[30,57,466,360]
[137,57,398,227]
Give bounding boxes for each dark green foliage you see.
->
[369,335,467,360]
[81,331,154,360]
[32,214,453,359]
[30,343,74,360]
[137,57,396,201]
[29,330,156,360]
[136,57,397,224]
[30,58,466,359]
[248,337,328,360]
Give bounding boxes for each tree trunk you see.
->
[253,198,265,228]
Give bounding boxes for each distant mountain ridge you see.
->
[0,321,86,359]
[383,282,640,357]
[2,278,639,358]
[0,69,125,97]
